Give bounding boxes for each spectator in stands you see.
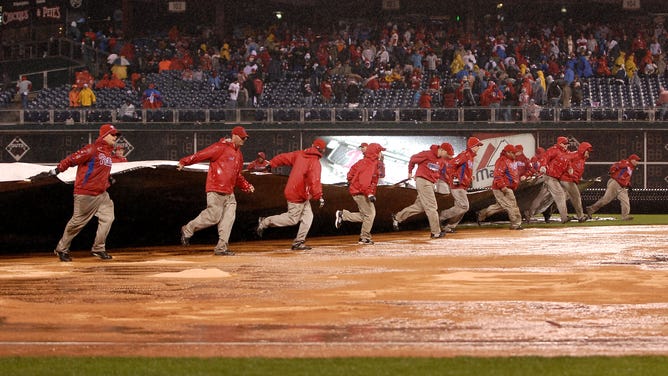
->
[302,79,314,108]
[142,83,162,109]
[68,85,80,108]
[119,100,136,121]
[320,76,333,105]
[78,84,96,107]
[16,76,32,108]
[658,86,668,121]
[418,90,432,108]
[227,76,240,108]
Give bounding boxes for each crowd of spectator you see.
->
[40,12,668,112]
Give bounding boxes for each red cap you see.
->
[503,144,517,154]
[515,144,524,151]
[313,138,327,152]
[467,137,483,149]
[440,142,454,156]
[557,136,568,145]
[232,126,248,138]
[258,152,266,159]
[359,142,369,149]
[99,123,120,138]
[628,154,641,161]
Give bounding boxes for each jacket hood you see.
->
[578,142,593,156]
[429,144,439,155]
[364,143,384,160]
[304,146,323,158]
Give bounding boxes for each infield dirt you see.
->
[1,225,667,357]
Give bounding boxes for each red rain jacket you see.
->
[57,137,114,196]
[179,138,251,194]
[270,147,323,203]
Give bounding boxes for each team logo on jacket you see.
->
[427,162,440,171]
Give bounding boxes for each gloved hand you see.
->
[367,194,376,203]
[319,198,325,208]
[29,168,59,181]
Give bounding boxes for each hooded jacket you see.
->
[447,148,477,189]
[179,138,251,194]
[270,146,323,203]
[609,158,637,188]
[347,143,382,196]
[492,153,519,190]
[561,142,592,183]
[56,137,114,196]
[540,143,570,179]
[408,145,445,184]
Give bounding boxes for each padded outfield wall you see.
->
[1,121,666,213]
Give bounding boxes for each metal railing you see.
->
[1,105,666,125]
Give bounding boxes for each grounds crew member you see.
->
[439,136,483,232]
[586,154,641,221]
[392,142,453,239]
[178,126,254,255]
[40,124,121,262]
[476,144,523,229]
[256,139,326,250]
[335,143,386,245]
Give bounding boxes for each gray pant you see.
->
[560,180,584,218]
[527,175,568,222]
[588,178,631,218]
[342,195,376,241]
[261,200,314,244]
[183,191,237,252]
[55,192,115,253]
[478,189,521,228]
[395,177,441,235]
[439,188,469,230]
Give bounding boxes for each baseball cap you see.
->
[258,152,266,159]
[313,138,327,152]
[503,144,517,154]
[557,136,568,145]
[231,126,248,138]
[359,142,369,149]
[467,137,483,149]
[628,154,641,161]
[515,144,524,152]
[99,123,120,138]
[440,142,454,156]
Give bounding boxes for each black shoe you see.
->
[577,216,587,223]
[358,238,374,245]
[291,242,312,250]
[214,249,235,256]
[391,214,399,231]
[91,250,113,260]
[543,212,551,222]
[180,226,190,246]
[334,210,343,229]
[475,211,483,226]
[442,227,456,234]
[430,231,446,239]
[510,226,524,230]
[256,217,265,238]
[54,250,72,262]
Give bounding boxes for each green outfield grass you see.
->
[2,356,668,375]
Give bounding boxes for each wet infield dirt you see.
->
[1,225,667,358]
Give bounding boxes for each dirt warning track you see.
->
[1,225,667,358]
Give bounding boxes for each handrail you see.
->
[0,105,666,125]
